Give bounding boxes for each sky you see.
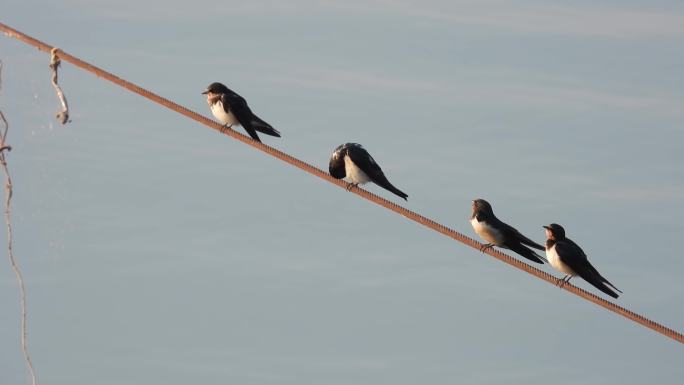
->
[1,0,683,384]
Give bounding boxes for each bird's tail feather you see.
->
[578,271,620,298]
[373,177,408,200]
[518,235,546,251]
[583,275,620,298]
[600,277,622,294]
[386,184,409,201]
[243,127,262,142]
[251,116,280,137]
[508,243,546,264]
[588,265,622,293]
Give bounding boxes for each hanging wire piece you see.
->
[0,60,38,385]
[49,47,70,124]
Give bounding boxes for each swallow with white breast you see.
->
[202,82,280,142]
[544,223,622,298]
[329,143,408,200]
[470,199,546,264]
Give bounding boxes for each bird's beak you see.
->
[542,225,550,230]
[201,90,209,95]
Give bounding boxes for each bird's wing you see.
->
[346,145,408,200]
[514,228,546,250]
[345,145,383,178]
[250,114,280,137]
[556,240,619,298]
[223,93,261,141]
[508,242,546,264]
[568,239,622,293]
[586,263,623,293]
[498,221,545,251]
[218,93,237,114]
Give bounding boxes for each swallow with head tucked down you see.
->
[202,82,280,142]
[543,223,622,298]
[470,199,546,264]
[329,143,408,200]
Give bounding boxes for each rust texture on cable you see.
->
[2,22,682,345]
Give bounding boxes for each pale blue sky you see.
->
[1,1,683,384]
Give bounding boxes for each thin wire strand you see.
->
[0,59,38,385]
[1,22,682,345]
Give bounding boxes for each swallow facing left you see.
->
[329,143,408,200]
[202,82,280,142]
[544,223,622,298]
[470,199,546,264]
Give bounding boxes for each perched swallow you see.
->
[470,199,546,264]
[543,223,622,298]
[202,82,280,142]
[329,143,408,200]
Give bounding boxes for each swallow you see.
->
[329,143,408,200]
[543,223,622,298]
[470,199,546,264]
[202,82,280,142]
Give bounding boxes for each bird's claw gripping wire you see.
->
[480,243,494,252]
[557,275,571,288]
[220,124,233,134]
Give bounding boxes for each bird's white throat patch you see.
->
[344,155,371,185]
[546,245,576,276]
[470,217,504,245]
[210,100,239,126]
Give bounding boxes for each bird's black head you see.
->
[543,223,565,240]
[328,144,348,179]
[472,198,494,216]
[202,82,230,95]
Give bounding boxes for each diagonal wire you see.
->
[1,22,682,345]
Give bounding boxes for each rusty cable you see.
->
[2,22,682,345]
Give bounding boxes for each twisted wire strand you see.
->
[0,58,38,385]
